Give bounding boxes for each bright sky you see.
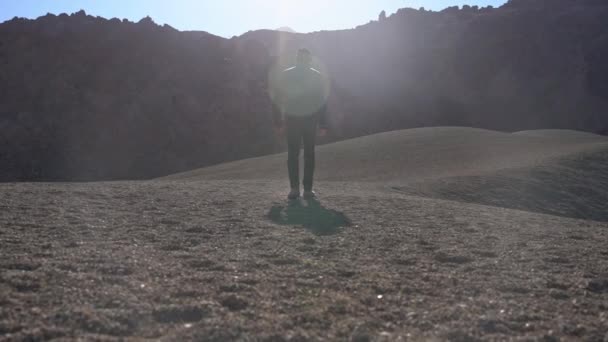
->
[0,0,507,38]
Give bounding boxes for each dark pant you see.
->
[286,115,317,191]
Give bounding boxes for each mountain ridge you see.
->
[1,1,608,181]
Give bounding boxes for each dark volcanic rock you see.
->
[587,278,608,293]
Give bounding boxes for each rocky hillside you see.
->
[248,0,608,136]
[1,0,608,181]
[0,11,279,180]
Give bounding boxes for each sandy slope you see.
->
[397,147,608,222]
[163,127,608,222]
[1,180,607,340]
[163,127,608,183]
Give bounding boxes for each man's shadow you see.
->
[267,198,351,235]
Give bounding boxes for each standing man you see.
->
[273,49,329,200]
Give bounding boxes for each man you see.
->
[273,49,329,200]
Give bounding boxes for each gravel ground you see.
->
[1,180,607,341]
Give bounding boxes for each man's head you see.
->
[296,48,312,67]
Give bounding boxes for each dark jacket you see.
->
[272,65,328,129]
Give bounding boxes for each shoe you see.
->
[288,188,300,200]
[302,190,316,199]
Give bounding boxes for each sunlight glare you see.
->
[252,0,330,28]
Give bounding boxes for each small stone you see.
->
[542,334,558,342]
[351,330,371,342]
[378,331,392,341]
[220,294,248,311]
[587,278,608,293]
[350,323,376,342]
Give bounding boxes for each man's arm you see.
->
[271,71,286,129]
[272,102,284,128]
[317,103,328,129]
[317,73,329,130]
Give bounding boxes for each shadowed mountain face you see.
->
[1,1,608,181]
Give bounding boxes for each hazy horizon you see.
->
[0,0,507,38]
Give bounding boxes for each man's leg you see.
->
[302,116,317,192]
[286,118,302,191]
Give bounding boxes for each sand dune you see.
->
[398,148,608,222]
[163,127,608,221]
[164,127,607,183]
[512,129,608,141]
